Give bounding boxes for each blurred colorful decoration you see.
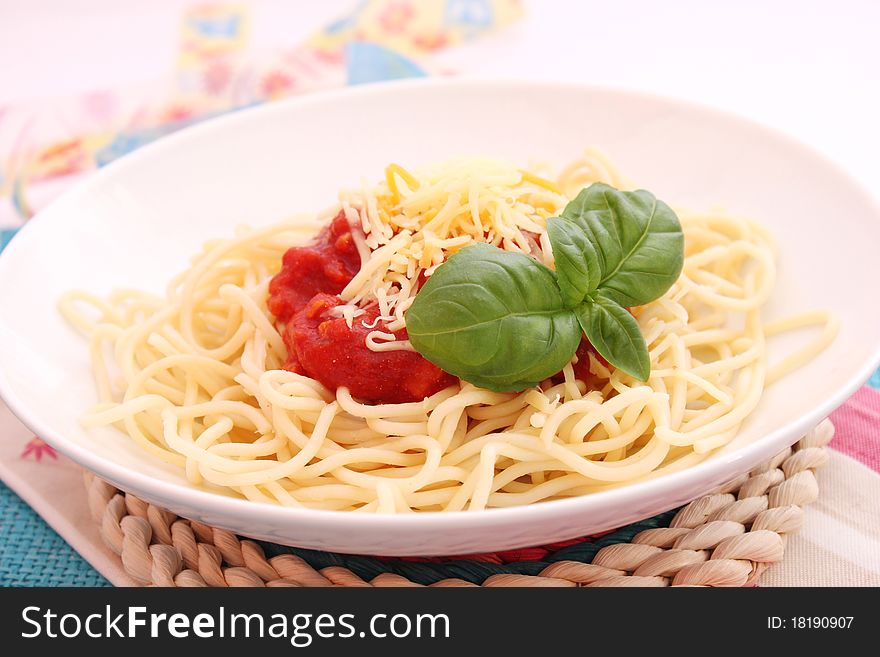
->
[346,41,427,84]
[310,0,520,57]
[178,3,250,68]
[0,1,521,245]
[20,438,57,463]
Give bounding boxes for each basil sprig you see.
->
[406,183,684,392]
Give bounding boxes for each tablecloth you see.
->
[1,0,879,586]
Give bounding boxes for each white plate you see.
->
[1,79,879,556]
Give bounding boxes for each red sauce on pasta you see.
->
[282,293,457,404]
[268,212,455,403]
[268,212,612,403]
[267,211,362,324]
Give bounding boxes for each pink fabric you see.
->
[830,386,880,472]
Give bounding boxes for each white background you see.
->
[1,0,877,193]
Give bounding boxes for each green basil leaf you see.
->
[575,293,650,381]
[546,216,601,308]
[406,243,582,392]
[560,183,684,307]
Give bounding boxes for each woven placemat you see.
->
[83,418,834,587]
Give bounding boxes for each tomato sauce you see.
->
[282,294,457,404]
[267,211,613,404]
[568,339,610,391]
[268,212,456,403]
[267,211,362,323]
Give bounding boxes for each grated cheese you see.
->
[334,158,570,351]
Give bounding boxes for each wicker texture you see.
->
[84,418,834,587]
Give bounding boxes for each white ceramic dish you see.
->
[1,79,879,556]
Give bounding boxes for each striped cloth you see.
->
[1,0,879,586]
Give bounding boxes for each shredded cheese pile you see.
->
[331,158,574,347]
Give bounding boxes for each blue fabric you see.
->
[868,367,880,390]
[0,227,19,253]
[345,41,426,85]
[0,481,109,587]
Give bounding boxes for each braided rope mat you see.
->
[83,418,834,587]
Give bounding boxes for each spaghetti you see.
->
[60,152,837,512]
